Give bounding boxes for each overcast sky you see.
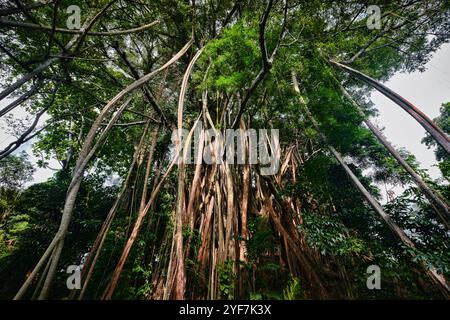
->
[1,43,449,187]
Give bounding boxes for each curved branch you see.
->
[112,42,172,127]
[0,87,57,160]
[0,18,160,36]
[337,83,450,228]
[172,47,204,300]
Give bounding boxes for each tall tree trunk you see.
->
[103,151,179,299]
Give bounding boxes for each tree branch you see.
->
[231,0,287,128]
[0,18,160,36]
[0,80,42,117]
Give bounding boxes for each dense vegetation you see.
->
[0,0,449,300]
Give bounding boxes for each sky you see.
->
[0,43,449,188]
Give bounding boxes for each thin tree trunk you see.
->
[75,122,151,299]
[139,126,160,213]
[13,231,61,299]
[103,154,178,299]
[240,138,250,263]
[171,47,204,299]
[103,117,200,299]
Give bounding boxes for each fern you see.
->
[282,277,302,300]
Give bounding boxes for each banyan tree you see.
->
[0,0,449,300]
